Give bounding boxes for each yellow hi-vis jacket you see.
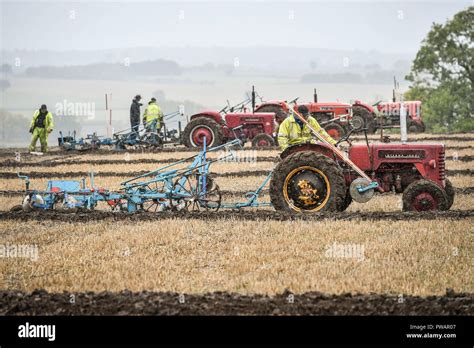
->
[277,114,337,151]
[30,110,54,132]
[144,102,163,125]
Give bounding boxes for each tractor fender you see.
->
[189,111,223,124]
[280,142,343,161]
[255,101,290,113]
[353,100,375,113]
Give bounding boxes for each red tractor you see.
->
[351,100,425,134]
[182,92,277,148]
[254,89,353,140]
[269,110,453,213]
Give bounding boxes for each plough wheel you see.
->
[138,182,169,212]
[270,151,346,213]
[170,174,221,211]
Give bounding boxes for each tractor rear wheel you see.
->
[402,179,448,212]
[251,133,275,147]
[444,178,455,210]
[408,121,425,133]
[350,114,365,131]
[352,106,376,133]
[256,105,288,124]
[338,188,352,212]
[182,117,224,148]
[324,123,345,140]
[270,151,346,213]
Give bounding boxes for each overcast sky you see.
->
[0,0,471,53]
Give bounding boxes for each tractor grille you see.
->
[439,150,446,181]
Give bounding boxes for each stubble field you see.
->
[0,133,473,315]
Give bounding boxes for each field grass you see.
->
[1,219,472,295]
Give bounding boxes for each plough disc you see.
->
[170,174,221,212]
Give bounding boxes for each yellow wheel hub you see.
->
[283,166,331,212]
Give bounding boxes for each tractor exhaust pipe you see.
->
[314,88,318,103]
[252,85,256,113]
[400,97,408,143]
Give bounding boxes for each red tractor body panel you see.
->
[299,102,352,117]
[353,100,375,113]
[190,111,223,124]
[349,143,445,183]
[255,101,290,113]
[224,112,276,139]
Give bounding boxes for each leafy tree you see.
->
[406,6,473,132]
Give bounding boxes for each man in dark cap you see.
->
[29,104,54,153]
[277,104,336,151]
[130,95,142,141]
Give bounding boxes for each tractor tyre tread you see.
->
[402,179,448,212]
[270,151,346,213]
[444,178,455,210]
[353,106,376,133]
[251,133,276,147]
[182,117,224,148]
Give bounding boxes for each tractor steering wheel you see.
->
[335,127,363,147]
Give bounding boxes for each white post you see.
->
[400,95,408,144]
[105,93,113,137]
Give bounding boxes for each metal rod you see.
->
[290,107,373,182]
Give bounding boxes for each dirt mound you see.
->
[0,289,471,315]
[2,209,473,223]
[1,168,471,179]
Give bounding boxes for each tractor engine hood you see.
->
[349,142,445,174]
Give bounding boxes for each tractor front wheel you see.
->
[251,133,275,147]
[402,179,448,212]
[324,123,345,140]
[270,151,346,213]
[182,117,224,148]
[408,121,425,133]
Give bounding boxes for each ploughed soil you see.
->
[1,209,473,223]
[1,290,472,315]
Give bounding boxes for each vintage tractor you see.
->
[269,108,453,213]
[350,100,425,134]
[254,89,353,140]
[376,100,425,133]
[182,90,277,148]
[351,77,426,134]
